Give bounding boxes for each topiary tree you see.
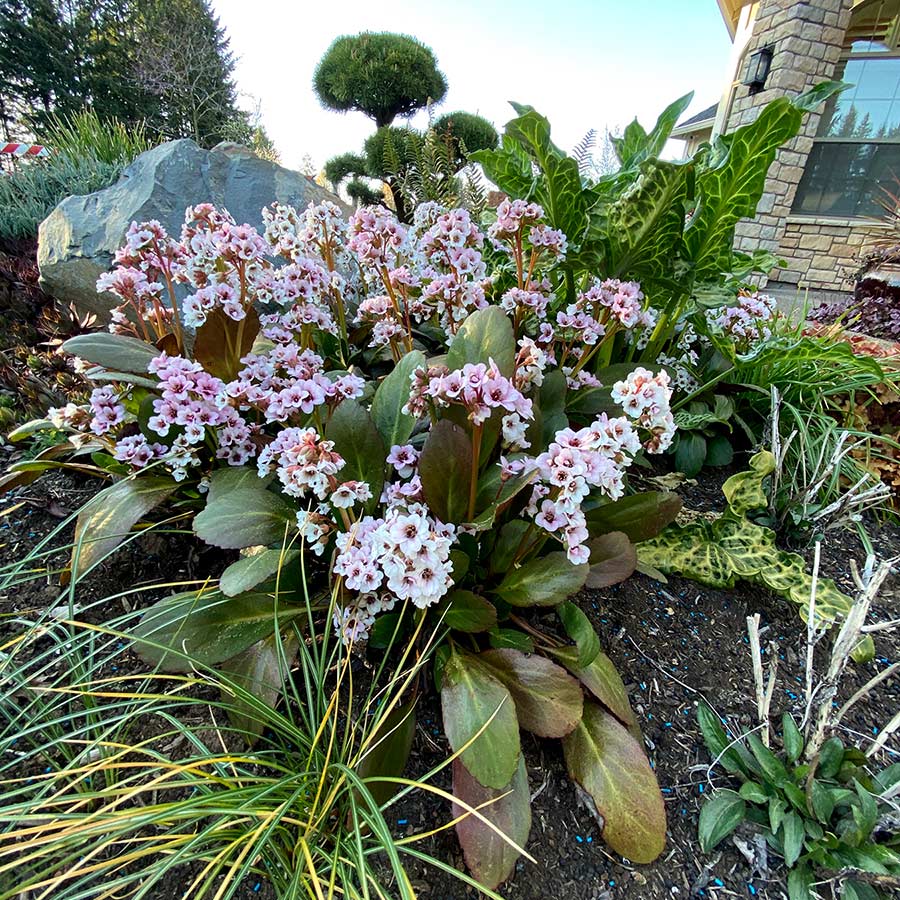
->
[433,111,498,162]
[323,151,367,190]
[313,32,447,128]
[345,178,382,207]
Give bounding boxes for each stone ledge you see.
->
[785,215,890,229]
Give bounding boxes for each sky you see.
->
[211,0,734,172]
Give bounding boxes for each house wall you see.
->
[723,0,873,295]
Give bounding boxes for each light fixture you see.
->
[743,46,773,93]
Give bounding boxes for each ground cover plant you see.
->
[2,83,884,896]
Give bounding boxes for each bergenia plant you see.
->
[9,197,685,889]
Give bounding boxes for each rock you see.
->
[37,139,346,317]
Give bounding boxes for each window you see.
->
[793,0,900,217]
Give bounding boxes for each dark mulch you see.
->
[1,463,898,900]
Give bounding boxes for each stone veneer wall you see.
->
[725,0,858,293]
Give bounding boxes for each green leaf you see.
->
[357,697,417,806]
[781,811,806,866]
[452,755,531,891]
[325,400,385,513]
[562,703,666,863]
[782,713,804,764]
[553,646,638,738]
[748,733,788,784]
[493,551,589,607]
[445,306,516,378]
[606,159,689,280]
[441,647,521,789]
[793,80,848,114]
[698,789,746,852]
[685,99,805,278]
[585,491,682,543]
[809,779,834,824]
[220,548,299,597]
[370,349,425,449]
[705,434,734,468]
[557,601,601,668]
[440,590,498,633]
[221,630,299,741]
[132,589,303,671]
[471,133,536,200]
[418,419,472,525]
[787,865,814,900]
[72,476,175,573]
[739,781,769,804]
[62,332,158,373]
[474,649,583,739]
[7,418,56,442]
[841,882,880,900]
[489,521,531,575]
[488,628,535,653]
[818,737,845,779]
[697,704,747,777]
[852,782,878,839]
[615,92,694,169]
[194,468,296,550]
[586,531,637,588]
[675,432,707,478]
[723,449,773,515]
[851,634,876,664]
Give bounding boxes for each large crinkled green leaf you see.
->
[194,468,297,550]
[72,476,175,572]
[613,92,694,170]
[473,649,583,738]
[470,132,537,200]
[452,755,532,891]
[370,349,425,450]
[445,306,516,377]
[606,159,689,279]
[441,647,521,790]
[562,702,666,863]
[638,451,851,622]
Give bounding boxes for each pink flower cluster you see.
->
[707,290,776,348]
[405,360,533,427]
[88,386,125,435]
[257,427,346,500]
[489,199,545,242]
[348,206,408,268]
[113,434,167,467]
[263,200,349,262]
[610,367,676,453]
[224,345,363,423]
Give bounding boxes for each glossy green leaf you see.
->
[445,306,516,377]
[586,531,637,588]
[562,703,666,863]
[325,400,385,512]
[739,781,769,804]
[488,628,535,653]
[440,590,498,633]
[474,649,583,739]
[557,601,601,668]
[674,432,707,478]
[194,468,296,550]
[697,704,747,777]
[370,349,425,449]
[62,332,158,373]
[698,789,746,852]
[782,713,804,764]
[817,737,845,779]
[585,491,682,543]
[452,755,531,891]
[493,551,588,607]
[441,648,521,789]
[219,548,300,597]
[705,434,734,468]
[614,92,693,169]
[132,589,303,672]
[781,811,806,866]
[72,476,175,573]
[787,865,814,900]
[418,419,472,525]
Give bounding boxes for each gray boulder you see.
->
[38,139,346,317]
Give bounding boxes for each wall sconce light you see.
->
[743,46,773,93]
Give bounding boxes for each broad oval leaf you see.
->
[193,306,260,381]
[585,491,682,543]
[132,589,303,671]
[445,306,516,377]
[562,702,666,863]
[370,349,425,449]
[452,755,532,891]
[475,649,583,738]
[220,548,300,597]
[418,419,472,525]
[62,333,158,373]
[325,400,385,512]
[194,467,297,550]
[698,789,746,852]
[586,532,637,589]
[557,601,601,668]
[439,590,498,633]
[494,551,588,607]
[441,648,521,789]
[72,476,175,573]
